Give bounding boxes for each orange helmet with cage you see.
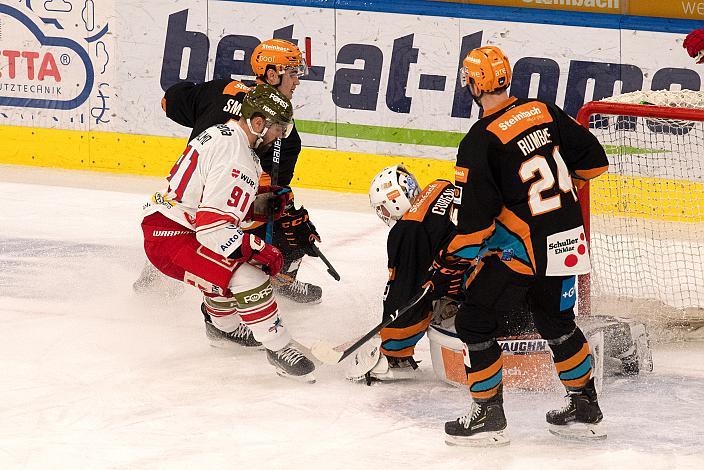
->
[250,39,308,78]
[460,46,512,93]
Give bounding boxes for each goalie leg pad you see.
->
[576,315,653,376]
[345,336,419,384]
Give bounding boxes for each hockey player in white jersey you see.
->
[141,84,315,382]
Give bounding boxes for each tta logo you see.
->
[0,4,97,110]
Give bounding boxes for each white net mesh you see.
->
[584,90,704,332]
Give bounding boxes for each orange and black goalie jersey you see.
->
[384,180,455,321]
[162,79,302,186]
[448,97,608,277]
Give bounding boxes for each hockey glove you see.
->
[280,206,321,257]
[247,186,293,222]
[684,28,704,63]
[229,233,283,276]
[422,260,465,301]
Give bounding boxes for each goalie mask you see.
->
[369,165,421,226]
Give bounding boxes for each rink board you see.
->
[1,0,703,202]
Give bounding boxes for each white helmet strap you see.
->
[246,117,270,148]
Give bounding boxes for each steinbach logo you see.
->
[261,44,290,52]
[0,4,95,110]
[408,182,437,213]
[498,106,543,131]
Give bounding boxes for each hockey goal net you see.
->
[577,90,704,336]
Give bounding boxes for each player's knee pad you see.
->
[228,262,270,295]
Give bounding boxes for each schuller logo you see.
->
[0,4,94,110]
[545,226,591,276]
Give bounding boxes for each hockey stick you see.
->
[265,137,281,244]
[311,286,431,364]
[310,242,340,281]
[265,38,310,244]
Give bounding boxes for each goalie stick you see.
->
[311,286,430,364]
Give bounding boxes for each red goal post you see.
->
[575,90,704,325]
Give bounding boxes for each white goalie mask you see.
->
[369,165,421,226]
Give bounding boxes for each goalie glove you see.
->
[228,233,283,276]
[422,260,465,301]
[246,186,293,222]
[280,206,321,257]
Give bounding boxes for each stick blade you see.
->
[311,340,344,364]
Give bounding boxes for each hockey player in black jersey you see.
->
[134,39,323,311]
[424,46,609,446]
[346,165,461,384]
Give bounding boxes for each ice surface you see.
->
[1,166,703,469]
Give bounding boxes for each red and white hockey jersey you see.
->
[143,121,261,258]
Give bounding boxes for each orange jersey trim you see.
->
[447,225,495,255]
[402,181,451,222]
[574,165,609,181]
[223,80,250,96]
[496,207,536,273]
[487,101,553,144]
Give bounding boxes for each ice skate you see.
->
[272,258,322,304]
[202,304,262,348]
[546,378,606,440]
[267,342,316,383]
[132,262,184,297]
[445,389,509,447]
[272,274,322,304]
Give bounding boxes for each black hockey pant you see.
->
[455,256,593,401]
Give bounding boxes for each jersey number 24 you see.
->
[518,147,577,216]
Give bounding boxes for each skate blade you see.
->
[549,423,607,440]
[275,370,317,384]
[445,431,510,447]
[348,368,419,383]
[207,339,264,351]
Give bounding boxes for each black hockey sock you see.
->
[465,341,503,402]
[548,328,593,391]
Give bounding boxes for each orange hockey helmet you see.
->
[460,46,512,93]
[251,39,308,78]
